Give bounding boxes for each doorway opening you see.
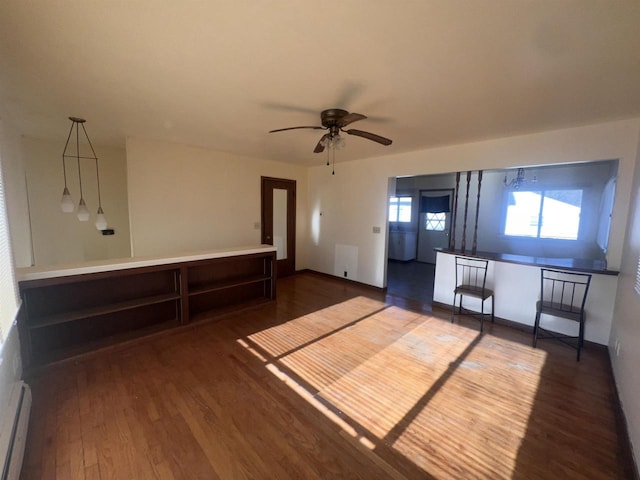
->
[416,188,454,263]
[386,186,453,307]
[261,177,296,278]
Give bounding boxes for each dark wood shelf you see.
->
[31,317,181,367]
[27,293,182,330]
[18,250,276,371]
[188,274,272,297]
[189,297,272,324]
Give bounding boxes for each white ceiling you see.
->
[1,1,640,166]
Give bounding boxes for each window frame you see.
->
[502,187,585,241]
[425,211,447,231]
[388,195,413,223]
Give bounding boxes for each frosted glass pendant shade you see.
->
[60,187,74,213]
[77,198,90,221]
[95,207,108,230]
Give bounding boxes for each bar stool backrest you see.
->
[455,256,490,295]
[539,268,591,318]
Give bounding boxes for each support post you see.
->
[472,170,483,255]
[461,171,471,253]
[450,172,460,250]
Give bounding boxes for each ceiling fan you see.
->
[269,108,392,153]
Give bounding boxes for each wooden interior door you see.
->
[417,189,454,263]
[261,177,296,277]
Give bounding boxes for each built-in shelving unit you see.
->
[186,252,275,322]
[17,247,276,371]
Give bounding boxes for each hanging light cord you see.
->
[81,122,102,208]
[61,122,74,188]
[75,122,84,200]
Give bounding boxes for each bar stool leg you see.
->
[451,294,456,323]
[533,310,541,348]
[491,296,495,323]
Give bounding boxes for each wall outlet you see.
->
[372,226,381,234]
[344,271,348,278]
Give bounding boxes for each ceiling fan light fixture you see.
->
[269,108,392,175]
[332,135,345,149]
[268,108,392,154]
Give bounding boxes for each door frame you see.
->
[416,188,454,263]
[261,177,296,277]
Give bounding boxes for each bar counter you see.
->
[434,248,618,276]
[433,249,619,345]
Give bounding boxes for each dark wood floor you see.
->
[386,260,435,308]
[20,272,632,479]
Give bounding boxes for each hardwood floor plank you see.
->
[20,272,632,479]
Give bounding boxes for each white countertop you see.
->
[16,245,277,282]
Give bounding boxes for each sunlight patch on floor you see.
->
[247,296,388,357]
[390,334,547,478]
[241,297,548,478]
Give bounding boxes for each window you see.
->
[425,212,446,231]
[635,257,640,297]
[0,152,19,345]
[389,196,412,223]
[504,189,583,240]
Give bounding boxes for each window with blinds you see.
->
[0,152,19,345]
[635,256,640,297]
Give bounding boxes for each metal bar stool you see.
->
[451,256,494,332]
[533,268,592,361]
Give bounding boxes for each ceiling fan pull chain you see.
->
[332,147,336,175]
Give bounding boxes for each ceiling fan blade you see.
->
[337,113,367,128]
[269,126,324,133]
[314,134,330,153]
[344,129,392,146]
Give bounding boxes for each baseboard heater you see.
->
[0,382,31,480]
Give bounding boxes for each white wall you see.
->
[609,127,640,468]
[307,160,389,283]
[22,137,131,266]
[307,118,640,288]
[126,137,309,268]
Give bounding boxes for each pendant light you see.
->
[94,155,108,230]
[60,117,108,230]
[60,123,75,212]
[503,167,537,189]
